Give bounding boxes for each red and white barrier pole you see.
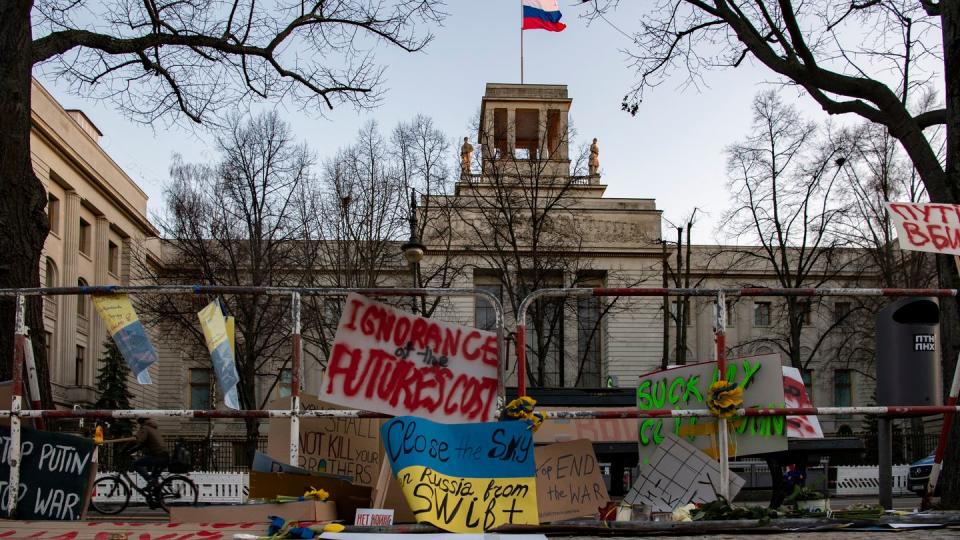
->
[7,295,25,517]
[715,291,730,500]
[22,339,44,430]
[289,292,302,466]
[925,350,960,502]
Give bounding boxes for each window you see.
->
[75,345,85,386]
[44,258,58,288]
[801,369,814,402]
[77,278,88,316]
[44,332,53,365]
[279,369,293,398]
[834,302,851,324]
[754,302,772,327]
[47,193,60,235]
[529,297,564,387]
[79,218,91,255]
[834,369,852,419]
[190,369,212,409]
[798,300,812,325]
[474,283,502,332]
[108,241,119,275]
[577,296,602,388]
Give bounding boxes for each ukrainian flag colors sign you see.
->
[381,416,539,533]
[198,300,241,409]
[91,294,158,384]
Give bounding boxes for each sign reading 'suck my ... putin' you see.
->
[321,293,499,424]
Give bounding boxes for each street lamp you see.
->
[401,189,425,313]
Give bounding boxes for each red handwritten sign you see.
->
[886,202,960,255]
[320,293,500,423]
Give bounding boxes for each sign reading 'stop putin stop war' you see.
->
[321,294,499,424]
[636,354,787,463]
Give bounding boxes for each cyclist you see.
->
[129,417,169,485]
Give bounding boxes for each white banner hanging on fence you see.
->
[320,293,499,423]
[198,300,241,409]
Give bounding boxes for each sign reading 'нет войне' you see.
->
[320,293,499,424]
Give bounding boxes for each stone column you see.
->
[537,107,547,160]
[59,191,80,386]
[559,110,570,161]
[91,216,110,383]
[506,108,516,156]
[482,109,495,165]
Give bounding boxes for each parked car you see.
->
[908,454,941,496]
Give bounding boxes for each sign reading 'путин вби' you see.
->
[636,354,787,464]
[381,416,539,533]
[0,427,95,520]
[886,202,960,256]
[320,293,499,424]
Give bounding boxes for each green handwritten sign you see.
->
[636,354,787,464]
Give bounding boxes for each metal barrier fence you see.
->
[2,285,960,517]
[96,437,269,473]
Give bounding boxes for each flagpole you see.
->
[520,1,524,84]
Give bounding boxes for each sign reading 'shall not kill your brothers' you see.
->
[320,293,500,424]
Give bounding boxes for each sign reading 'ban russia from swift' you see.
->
[320,293,500,423]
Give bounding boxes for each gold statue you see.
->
[589,138,600,176]
[460,137,474,175]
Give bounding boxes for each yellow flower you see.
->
[304,487,330,501]
[322,523,345,532]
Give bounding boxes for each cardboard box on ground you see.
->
[265,394,415,523]
[170,499,335,524]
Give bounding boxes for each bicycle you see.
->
[91,463,198,515]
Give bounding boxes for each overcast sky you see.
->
[36,1,836,244]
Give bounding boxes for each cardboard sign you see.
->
[381,416,539,533]
[266,395,384,487]
[0,427,95,520]
[783,367,823,439]
[886,202,960,255]
[321,294,499,423]
[355,508,394,526]
[636,354,787,464]
[534,407,637,444]
[534,439,609,523]
[624,434,745,513]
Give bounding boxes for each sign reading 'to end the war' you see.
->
[320,293,500,423]
[886,202,960,255]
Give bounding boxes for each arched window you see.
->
[44,258,58,288]
[77,278,88,316]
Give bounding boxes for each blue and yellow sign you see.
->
[381,416,539,533]
[91,294,158,384]
[198,300,241,409]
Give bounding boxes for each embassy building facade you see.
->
[30,81,914,444]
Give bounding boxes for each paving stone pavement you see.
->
[572,530,960,539]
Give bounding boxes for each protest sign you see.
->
[320,294,500,423]
[355,508,394,526]
[198,300,241,409]
[266,395,384,487]
[636,354,787,464]
[783,367,823,439]
[0,427,95,519]
[624,433,745,513]
[886,202,960,255]
[534,439,609,523]
[534,407,637,444]
[91,294,157,384]
[381,416,538,533]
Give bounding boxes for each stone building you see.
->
[31,79,162,410]
[30,81,900,442]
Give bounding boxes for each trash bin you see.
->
[875,297,942,406]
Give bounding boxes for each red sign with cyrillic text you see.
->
[886,202,960,255]
[320,293,499,423]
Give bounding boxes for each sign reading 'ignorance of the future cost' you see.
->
[321,293,499,423]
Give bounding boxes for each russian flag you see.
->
[522,0,567,32]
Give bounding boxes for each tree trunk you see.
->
[0,0,54,410]
[937,1,960,507]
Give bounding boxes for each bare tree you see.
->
[721,91,856,371]
[0,0,442,407]
[150,111,317,450]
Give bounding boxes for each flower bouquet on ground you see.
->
[784,486,831,515]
